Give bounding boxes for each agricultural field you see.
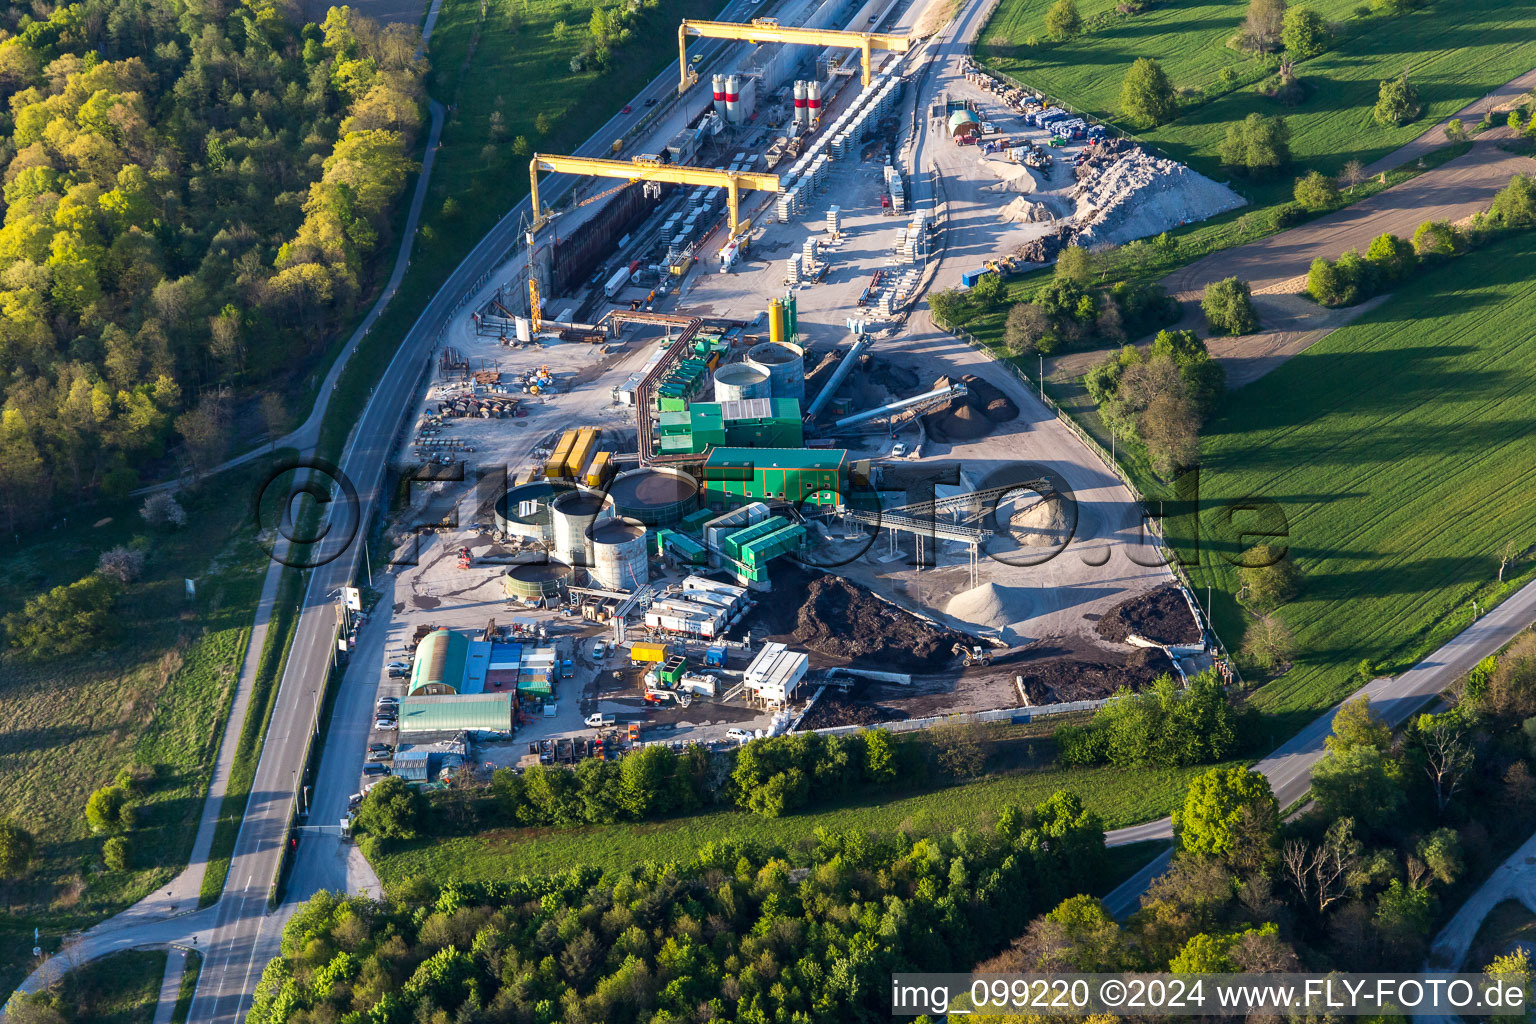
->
[0,469,272,994]
[1167,230,1536,720]
[980,0,1536,203]
[372,760,1228,886]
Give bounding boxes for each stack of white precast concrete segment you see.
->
[777,65,905,222]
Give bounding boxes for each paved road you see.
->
[5,2,784,1019]
[1426,825,1536,971]
[1102,578,1536,918]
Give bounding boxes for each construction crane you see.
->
[678,19,911,91]
[527,276,542,333]
[529,154,778,242]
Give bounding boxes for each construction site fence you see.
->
[932,316,1245,689]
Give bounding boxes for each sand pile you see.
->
[946,581,1031,633]
[1007,493,1072,548]
[1071,147,1244,248]
[1000,196,1056,224]
[1095,583,1202,645]
[980,157,1043,194]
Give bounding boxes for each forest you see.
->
[0,0,425,528]
[249,791,1107,1023]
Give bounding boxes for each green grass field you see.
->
[980,0,1536,203]
[371,760,1226,888]
[1166,230,1536,718]
[25,949,165,1024]
[0,469,277,993]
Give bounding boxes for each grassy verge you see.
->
[0,471,273,993]
[25,949,166,1024]
[198,564,306,908]
[170,950,201,1024]
[1160,230,1536,718]
[1468,900,1536,972]
[371,760,1232,887]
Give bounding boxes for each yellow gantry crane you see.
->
[678,19,910,92]
[529,153,779,243]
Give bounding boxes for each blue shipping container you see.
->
[960,269,987,288]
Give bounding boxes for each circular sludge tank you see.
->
[746,341,805,400]
[713,362,771,402]
[493,480,558,541]
[607,467,699,526]
[503,561,575,601]
[549,488,614,565]
[586,517,649,591]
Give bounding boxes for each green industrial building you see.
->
[398,693,515,734]
[657,398,803,455]
[702,447,847,509]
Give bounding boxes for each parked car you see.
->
[376,696,399,709]
[368,742,393,755]
[366,748,392,762]
[386,661,409,671]
[363,763,389,777]
[585,712,617,728]
[592,640,607,659]
[374,717,398,731]
[726,727,752,742]
[891,442,908,457]
[387,667,407,678]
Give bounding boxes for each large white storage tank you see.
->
[746,341,805,400]
[550,488,613,566]
[587,518,649,591]
[713,362,771,402]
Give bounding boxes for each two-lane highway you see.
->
[182,0,823,1018]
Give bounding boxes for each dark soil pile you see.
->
[1094,583,1201,645]
[924,376,992,442]
[1017,229,1067,264]
[745,564,971,672]
[962,374,1018,423]
[798,689,908,729]
[1016,646,1174,705]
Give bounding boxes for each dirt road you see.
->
[1157,123,1536,385]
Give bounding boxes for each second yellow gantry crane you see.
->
[678,19,910,92]
[529,153,779,242]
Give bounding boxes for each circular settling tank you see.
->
[493,480,558,540]
[587,517,649,591]
[549,488,614,565]
[608,467,699,526]
[746,341,805,400]
[503,561,575,601]
[713,362,771,402]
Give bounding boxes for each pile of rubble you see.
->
[1071,147,1244,248]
